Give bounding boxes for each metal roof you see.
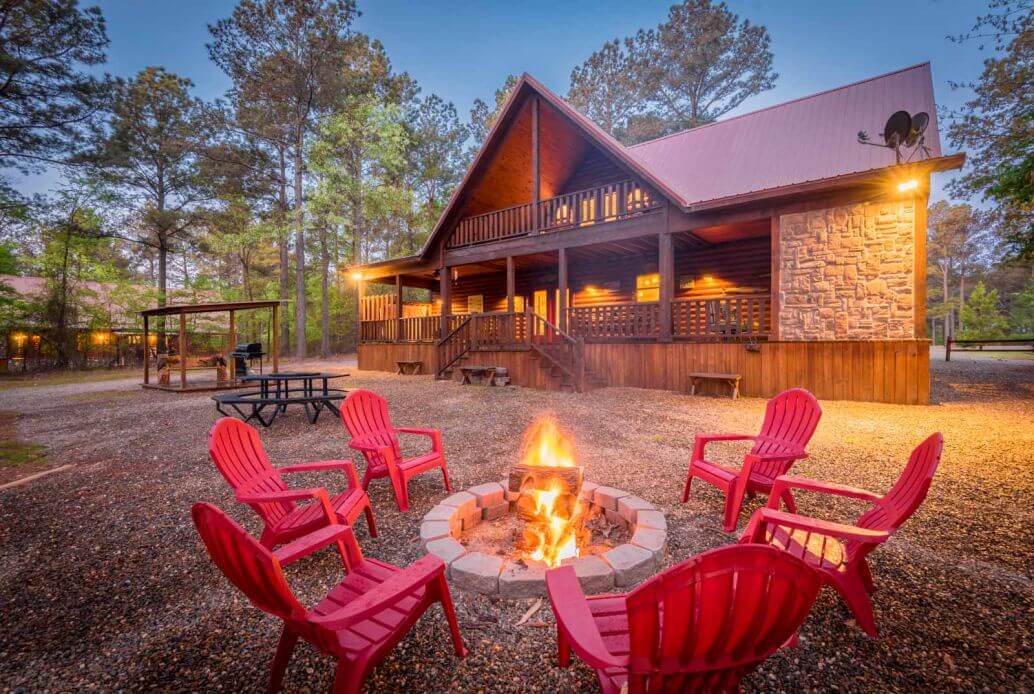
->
[140,300,281,317]
[627,63,943,209]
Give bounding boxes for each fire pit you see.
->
[420,414,667,598]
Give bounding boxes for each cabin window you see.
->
[579,198,595,226]
[467,294,484,314]
[636,273,660,302]
[603,191,618,220]
[513,295,526,313]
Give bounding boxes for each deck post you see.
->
[531,96,540,232]
[178,310,187,390]
[506,256,515,313]
[440,265,451,340]
[395,274,403,342]
[228,309,236,382]
[658,231,673,342]
[142,314,149,385]
[272,304,279,373]
[558,247,568,333]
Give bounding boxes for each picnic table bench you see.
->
[212,372,347,427]
[395,360,423,375]
[458,364,506,386]
[688,371,741,399]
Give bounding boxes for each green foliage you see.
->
[948,0,1034,260]
[568,0,776,143]
[1009,276,1034,334]
[959,282,1010,339]
[468,74,519,153]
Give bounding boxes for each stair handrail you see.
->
[435,314,473,378]
[526,310,585,392]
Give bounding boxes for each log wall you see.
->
[357,343,436,374]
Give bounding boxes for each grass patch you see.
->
[0,438,46,468]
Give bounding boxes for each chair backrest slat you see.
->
[624,545,821,690]
[751,388,822,478]
[209,418,291,526]
[340,390,402,457]
[857,432,943,535]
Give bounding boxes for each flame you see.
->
[517,414,588,568]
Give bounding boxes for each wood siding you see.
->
[358,339,931,404]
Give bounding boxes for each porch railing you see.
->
[672,295,771,341]
[447,179,662,248]
[567,303,660,340]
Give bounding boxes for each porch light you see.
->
[898,179,918,192]
[12,332,26,345]
[350,271,364,282]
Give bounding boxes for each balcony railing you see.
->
[447,179,662,249]
[672,296,770,341]
[567,303,660,340]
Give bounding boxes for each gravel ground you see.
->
[0,356,1031,692]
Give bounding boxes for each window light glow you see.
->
[898,180,919,192]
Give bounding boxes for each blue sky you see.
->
[16,0,994,200]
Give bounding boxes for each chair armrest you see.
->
[692,433,754,462]
[545,566,629,670]
[280,460,361,490]
[309,554,444,628]
[396,427,443,452]
[751,507,891,544]
[768,475,882,508]
[273,524,353,566]
[237,487,326,505]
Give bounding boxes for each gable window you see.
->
[636,273,660,302]
[467,294,484,314]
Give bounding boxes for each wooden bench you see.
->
[395,360,423,375]
[458,365,504,386]
[688,371,741,399]
[945,337,1034,361]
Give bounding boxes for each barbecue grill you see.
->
[230,342,264,376]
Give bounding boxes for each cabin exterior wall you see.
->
[779,199,916,340]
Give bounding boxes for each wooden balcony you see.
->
[448,179,662,249]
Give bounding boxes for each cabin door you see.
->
[532,289,550,336]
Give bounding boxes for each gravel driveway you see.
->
[0,356,1030,691]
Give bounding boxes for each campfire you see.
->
[508,414,590,568]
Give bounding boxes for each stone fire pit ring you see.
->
[419,480,667,598]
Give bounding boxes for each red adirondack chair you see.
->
[546,544,823,693]
[339,389,452,512]
[191,502,467,693]
[740,432,944,637]
[682,388,822,531]
[208,417,377,555]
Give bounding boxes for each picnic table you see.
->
[458,365,501,386]
[212,371,348,427]
[395,360,423,375]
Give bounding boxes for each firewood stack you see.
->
[508,463,583,522]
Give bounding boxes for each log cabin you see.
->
[351,64,964,404]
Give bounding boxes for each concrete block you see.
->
[603,544,655,587]
[438,491,477,516]
[617,496,655,524]
[604,508,628,528]
[450,552,504,594]
[481,501,509,521]
[594,486,631,512]
[579,480,599,502]
[636,510,667,532]
[498,561,548,599]
[467,482,505,507]
[631,528,667,567]
[419,520,452,548]
[425,537,466,572]
[567,555,615,594]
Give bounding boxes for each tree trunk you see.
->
[277,144,291,355]
[320,224,330,358]
[958,267,966,332]
[293,131,306,358]
[942,266,951,341]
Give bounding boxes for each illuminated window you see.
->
[579,198,595,226]
[554,203,571,226]
[467,294,484,314]
[627,187,650,212]
[603,192,618,220]
[513,295,526,313]
[636,273,660,302]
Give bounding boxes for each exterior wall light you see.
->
[898,180,918,192]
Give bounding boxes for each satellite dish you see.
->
[906,112,929,147]
[883,111,912,148]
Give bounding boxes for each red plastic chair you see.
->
[546,544,823,693]
[191,502,467,693]
[208,417,377,555]
[741,432,944,637]
[339,389,452,512]
[682,388,822,531]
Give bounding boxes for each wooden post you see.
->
[395,274,403,342]
[440,266,451,339]
[913,189,928,339]
[228,309,236,382]
[506,256,515,313]
[356,277,365,346]
[271,304,279,373]
[531,97,540,232]
[178,310,187,390]
[558,247,568,333]
[769,216,781,341]
[658,231,673,342]
[142,314,149,385]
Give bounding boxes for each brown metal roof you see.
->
[140,300,281,317]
